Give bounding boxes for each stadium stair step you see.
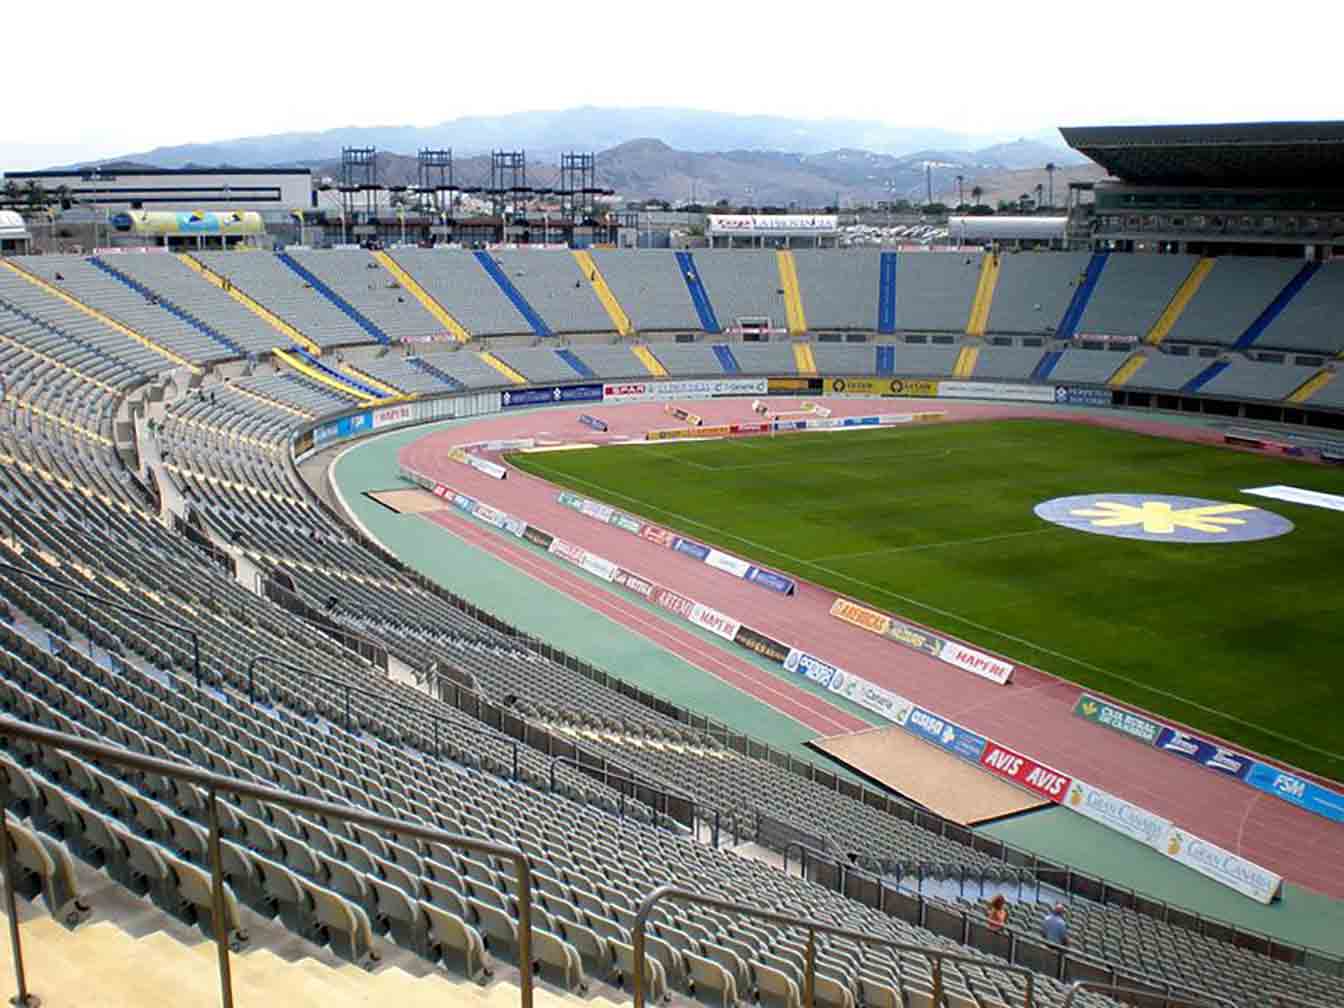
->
[631,344,668,376]
[1232,261,1321,349]
[1,911,572,1008]
[1181,359,1229,393]
[877,251,898,334]
[276,251,391,345]
[792,342,818,375]
[0,257,200,373]
[339,359,406,397]
[373,250,472,342]
[1145,257,1214,346]
[775,250,809,335]
[477,350,528,385]
[471,251,552,337]
[965,252,1000,337]
[1108,351,1148,387]
[1055,252,1109,341]
[273,347,382,403]
[177,252,321,354]
[712,343,741,374]
[89,256,246,357]
[408,356,467,391]
[876,344,896,375]
[555,347,595,378]
[674,251,723,334]
[572,250,633,336]
[1029,349,1063,382]
[953,345,981,379]
[1287,367,1335,403]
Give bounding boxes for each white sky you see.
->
[4,0,1341,170]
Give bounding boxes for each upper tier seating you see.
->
[894,255,980,333]
[387,250,532,337]
[1255,260,1344,354]
[284,250,443,343]
[693,251,788,329]
[1166,258,1303,347]
[194,252,372,349]
[491,348,587,385]
[1126,351,1212,391]
[987,252,1092,336]
[566,346,648,380]
[1197,359,1320,401]
[1075,254,1195,341]
[731,342,798,375]
[793,251,881,331]
[642,343,726,376]
[589,252,702,332]
[490,251,613,335]
[111,253,282,356]
[972,346,1046,381]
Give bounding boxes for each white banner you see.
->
[372,402,416,429]
[704,549,752,578]
[580,499,615,523]
[465,454,508,479]
[473,503,509,529]
[707,214,838,235]
[1162,828,1283,904]
[938,381,1057,404]
[1065,780,1171,850]
[1243,485,1344,512]
[938,640,1014,685]
[689,602,741,642]
[602,378,769,403]
[580,552,617,582]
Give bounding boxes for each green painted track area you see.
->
[511,419,1344,781]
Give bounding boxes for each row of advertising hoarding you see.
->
[556,490,796,595]
[293,392,501,462]
[1075,692,1344,827]
[396,465,1283,904]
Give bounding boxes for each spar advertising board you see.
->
[603,378,768,402]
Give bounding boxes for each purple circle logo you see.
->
[1034,494,1293,544]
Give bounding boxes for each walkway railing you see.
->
[0,717,536,1008]
[632,883,1038,1008]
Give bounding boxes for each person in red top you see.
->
[986,894,1009,932]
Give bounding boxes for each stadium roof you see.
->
[1059,121,1344,187]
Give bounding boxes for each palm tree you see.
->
[971,185,984,208]
[955,174,965,209]
[1044,162,1057,208]
[22,181,48,211]
[1034,183,1044,210]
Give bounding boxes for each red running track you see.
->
[396,397,1344,898]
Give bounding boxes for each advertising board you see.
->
[1162,828,1283,904]
[501,383,603,409]
[1073,693,1163,745]
[1053,386,1114,408]
[937,640,1014,685]
[830,598,893,635]
[905,707,987,762]
[1065,779,1171,850]
[938,382,1057,403]
[603,378,768,403]
[825,378,939,397]
[1243,764,1344,824]
[1154,728,1253,780]
[978,742,1072,802]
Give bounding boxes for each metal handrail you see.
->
[0,716,534,1008]
[545,754,706,834]
[631,883,1038,1008]
[244,653,521,780]
[0,559,201,686]
[1062,980,1236,1007]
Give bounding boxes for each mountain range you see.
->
[57,106,1097,207]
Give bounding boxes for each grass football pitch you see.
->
[510,419,1344,781]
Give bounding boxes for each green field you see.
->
[511,419,1344,780]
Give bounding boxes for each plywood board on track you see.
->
[366,488,445,515]
[811,724,1048,826]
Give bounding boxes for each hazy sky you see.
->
[5,0,1340,169]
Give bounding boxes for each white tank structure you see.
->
[947,216,1068,244]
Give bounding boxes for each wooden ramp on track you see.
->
[365,488,446,514]
[811,725,1048,826]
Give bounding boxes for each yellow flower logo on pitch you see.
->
[1068,500,1255,535]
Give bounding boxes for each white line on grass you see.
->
[521,461,1344,768]
[815,528,1054,561]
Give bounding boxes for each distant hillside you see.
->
[303,138,1098,207]
[66,106,1088,171]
